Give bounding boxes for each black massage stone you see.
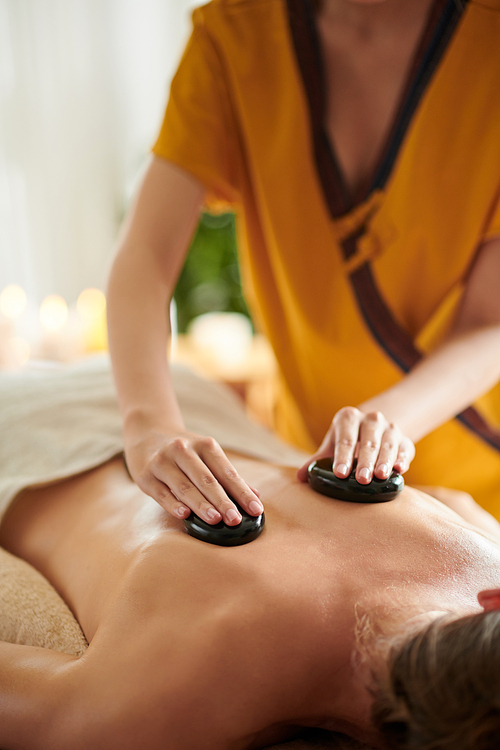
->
[308,457,404,503]
[183,498,265,546]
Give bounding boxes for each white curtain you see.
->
[0,0,200,306]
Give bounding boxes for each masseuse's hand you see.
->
[124,429,264,525]
[296,407,415,483]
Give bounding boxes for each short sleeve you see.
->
[152,8,239,209]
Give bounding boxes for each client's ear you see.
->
[478,589,500,611]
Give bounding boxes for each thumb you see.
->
[297,446,336,483]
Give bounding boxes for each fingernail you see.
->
[249,499,264,515]
[336,463,348,476]
[226,509,241,524]
[358,467,370,481]
[207,508,221,522]
[378,464,389,477]
[176,506,189,518]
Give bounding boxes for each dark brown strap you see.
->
[286,0,467,216]
[340,231,500,453]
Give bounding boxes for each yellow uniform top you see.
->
[153,0,500,515]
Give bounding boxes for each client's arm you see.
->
[0,641,76,749]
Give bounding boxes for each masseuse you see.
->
[107,0,500,525]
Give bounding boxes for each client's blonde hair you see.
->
[371,610,500,749]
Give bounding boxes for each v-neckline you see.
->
[286,0,470,218]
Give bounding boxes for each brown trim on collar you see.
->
[286,0,469,217]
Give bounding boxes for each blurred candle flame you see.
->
[76,288,106,320]
[189,312,253,371]
[40,295,68,332]
[76,288,108,351]
[0,284,27,320]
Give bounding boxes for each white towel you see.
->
[0,355,306,522]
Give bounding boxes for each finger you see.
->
[355,412,386,483]
[138,474,191,520]
[151,442,227,524]
[298,407,361,481]
[332,407,363,478]
[393,437,416,474]
[173,436,254,523]
[373,424,401,479]
[297,460,313,483]
[167,437,263,524]
[297,452,332,482]
[161,463,227,524]
[297,422,338,482]
[197,438,264,518]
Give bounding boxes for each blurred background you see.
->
[0,0,276,421]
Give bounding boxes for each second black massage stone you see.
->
[183,498,265,546]
[308,457,404,503]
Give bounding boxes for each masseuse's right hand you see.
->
[124,429,264,525]
[107,158,263,525]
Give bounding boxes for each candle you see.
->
[76,288,108,352]
[37,294,80,361]
[189,312,253,374]
[0,284,27,320]
[0,285,31,369]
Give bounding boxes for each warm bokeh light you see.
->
[189,312,253,370]
[0,284,27,320]
[39,295,68,331]
[11,337,30,365]
[76,288,106,320]
[76,287,108,351]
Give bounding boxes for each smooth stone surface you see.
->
[307,457,404,503]
[183,497,265,546]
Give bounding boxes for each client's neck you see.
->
[318,607,461,747]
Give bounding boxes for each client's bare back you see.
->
[1,454,500,749]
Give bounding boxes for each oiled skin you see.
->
[1,454,500,750]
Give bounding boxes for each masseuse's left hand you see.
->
[298,235,500,486]
[296,407,415,484]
